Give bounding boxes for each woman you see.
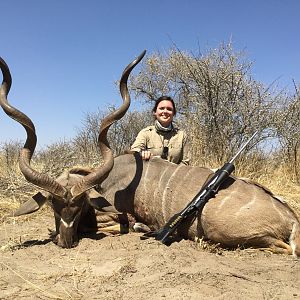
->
[131,96,189,165]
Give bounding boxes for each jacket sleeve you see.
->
[180,131,190,165]
[130,129,148,152]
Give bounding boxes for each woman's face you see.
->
[153,100,175,127]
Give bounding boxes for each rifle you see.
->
[149,131,258,245]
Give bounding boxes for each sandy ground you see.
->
[0,210,299,300]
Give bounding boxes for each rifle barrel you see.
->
[229,131,258,164]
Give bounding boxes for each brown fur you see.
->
[97,154,300,257]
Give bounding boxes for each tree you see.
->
[73,107,153,163]
[129,42,283,165]
[275,85,300,182]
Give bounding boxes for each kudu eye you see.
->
[50,197,67,214]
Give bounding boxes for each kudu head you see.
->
[0,51,146,248]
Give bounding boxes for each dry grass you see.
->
[237,158,300,213]
[0,151,300,222]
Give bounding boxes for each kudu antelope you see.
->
[0,51,146,248]
[1,54,300,256]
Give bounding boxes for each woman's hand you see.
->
[140,150,152,160]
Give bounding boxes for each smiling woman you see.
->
[131,96,190,165]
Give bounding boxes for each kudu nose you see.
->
[58,226,78,248]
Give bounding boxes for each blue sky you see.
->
[0,0,299,147]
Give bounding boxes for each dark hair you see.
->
[152,96,176,115]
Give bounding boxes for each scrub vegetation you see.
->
[1,42,300,299]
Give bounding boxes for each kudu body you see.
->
[97,153,300,257]
[1,54,300,256]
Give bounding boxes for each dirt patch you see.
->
[0,211,299,300]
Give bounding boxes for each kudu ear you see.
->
[11,192,48,217]
[88,188,119,213]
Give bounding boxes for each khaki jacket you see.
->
[131,125,189,165]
